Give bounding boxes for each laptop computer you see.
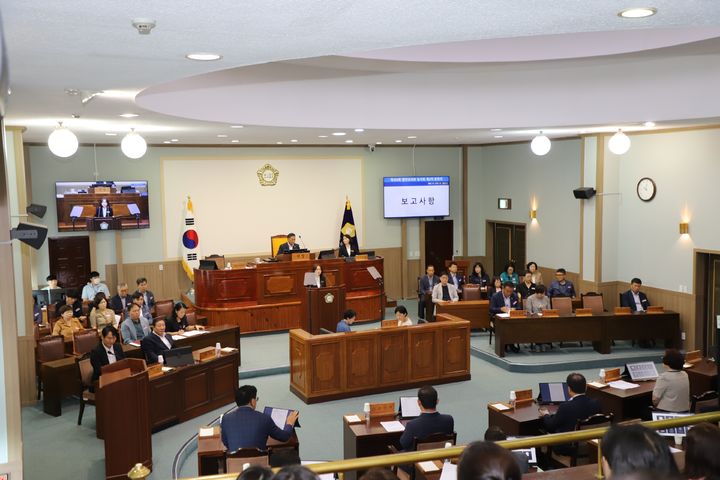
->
[399,396,421,418]
[164,346,194,367]
[538,382,570,404]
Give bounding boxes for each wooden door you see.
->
[48,236,91,290]
[424,220,453,273]
[490,222,526,277]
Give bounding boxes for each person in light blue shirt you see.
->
[336,309,356,333]
[81,271,110,301]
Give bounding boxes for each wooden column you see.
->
[401,219,407,300]
[462,145,468,256]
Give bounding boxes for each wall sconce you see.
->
[529,209,537,220]
[679,222,689,235]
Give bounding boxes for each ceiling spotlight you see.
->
[48,122,79,158]
[132,18,156,35]
[407,136,417,139]
[276,141,283,144]
[643,121,656,127]
[494,135,504,139]
[394,140,403,143]
[119,113,139,118]
[163,140,171,144]
[217,134,228,138]
[608,130,631,155]
[121,129,147,159]
[618,7,657,18]
[530,132,551,156]
[185,52,222,61]
[376,141,383,145]
[490,128,502,132]
[354,128,365,132]
[332,132,346,136]
[230,125,244,129]
[231,139,239,143]
[104,132,118,136]
[345,139,354,143]
[290,139,298,143]
[170,139,179,142]
[318,135,328,138]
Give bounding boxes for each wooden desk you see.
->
[197,425,299,475]
[586,381,655,421]
[289,315,470,403]
[435,301,490,330]
[194,257,384,334]
[487,402,558,437]
[604,311,682,349]
[41,325,240,416]
[343,414,411,480]
[685,359,718,397]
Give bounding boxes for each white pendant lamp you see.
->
[530,132,551,156]
[121,128,147,159]
[47,122,79,158]
[608,130,631,155]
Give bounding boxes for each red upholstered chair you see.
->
[36,336,68,399]
[581,293,604,314]
[463,284,481,300]
[154,299,174,319]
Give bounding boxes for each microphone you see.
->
[298,234,307,249]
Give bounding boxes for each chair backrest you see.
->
[226,448,269,473]
[154,300,174,319]
[186,310,197,325]
[414,431,457,452]
[81,300,91,316]
[551,297,573,316]
[77,357,94,388]
[574,413,613,459]
[582,294,604,314]
[73,330,99,356]
[36,335,65,363]
[271,235,287,256]
[692,390,720,413]
[34,323,51,340]
[463,284,481,300]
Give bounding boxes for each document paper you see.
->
[199,427,215,437]
[608,380,640,390]
[491,403,510,411]
[400,397,421,417]
[344,415,362,423]
[380,421,405,432]
[269,408,289,429]
[418,461,440,472]
[439,462,457,480]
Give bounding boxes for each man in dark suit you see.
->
[89,325,126,386]
[399,385,455,451]
[539,373,602,455]
[140,317,175,364]
[109,282,130,314]
[221,385,299,465]
[54,290,82,319]
[620,277,650,312]
[276,233,301,256]
[448,262,465,296]
[418,265,440,320]
[489,282,520,315]
[134,277,155,313]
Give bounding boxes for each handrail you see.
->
[172,411,720,480]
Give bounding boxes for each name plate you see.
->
[291,253,311,262]
[575,308,593,316]
[369,401,395,418]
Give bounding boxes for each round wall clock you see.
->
[636,177,656,202]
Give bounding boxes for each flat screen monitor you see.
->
[383,176,450,218]
[55,180,149,232]
[538,382,570,404]
[199,259,219,270]
[163,346,194,367]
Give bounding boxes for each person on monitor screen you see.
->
[95,198,113,218]
[538,373,601,455]
[141,317,175,364]
[276,233,300,256]
[399,385,454,451]
[339,234,356,257]
[652,349,689,412]
[336,309,356,333]
[81,271,110,301]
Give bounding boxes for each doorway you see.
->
[49,236,91,290]
[487,221,526,277]
[424,220,453,274]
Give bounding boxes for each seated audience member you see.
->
[359,468,398,480]
[336,309,356,333]
[273,466,317,480]
[276,232,301,256]
[488,276,503,296]
[95,198,113,218]
[621,277,650,312]
[458,441,522,480]
[45,274,60,289]
[484,426,530,474]
[468,262,490,288]
[109,282,131,314]
[89,294,115,332]
[448,262,464,295]
[517,271,537,300]
[684,422,720,480]
[134,277,155,312]
[52,305,85,340]
[490,282,520,315]
[165,302,204,334]
[547,268,576,298]
[90,325,126,385]
[81,271,110,301]
[236,465,274,480]
[500,261,520,286]
[120,303,150,344]
[399,385,454,451]
[418,265,440,319]
[432,273,459,304]
[539,373,601,455]
[55,290,82,318]
[128,291,153,323]
[394,305,413,326]
[140,317,175,364]
[601,424,679,478]
[526,261,543,286]
[310,264,326,288]
[220,385,299,463]
[526,285,551,313]
[652,349,690,412]
[339,234,356,258]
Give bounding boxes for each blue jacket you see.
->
[336,319,352,333]
[399,412,454,451]
[620,290,650,312]
[489,291,520,315]
[221,406,294,452]
[548,280,576,298]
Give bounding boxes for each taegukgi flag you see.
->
[181,196,200,280]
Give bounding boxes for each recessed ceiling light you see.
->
[332,132,346,136]
[230,125,244,129]
[643,121,656,127]
[163,140,171,144]
[618,7,657,18]
[407,135,417,139]
[494,135,504,139]
[318,135,328,138]
[276,141,283,144]
[170,139,179,142]
[376,141,383,145]
[395,139,403,143]
[490,128,502,132]
[119,113,139,118]
[354,128,365,132]
[231,139,240,143]
[185,52,222,61]
[345,139,354,143]
[290,139,298,143]
[217,134,228,138]
[105,132,118,136]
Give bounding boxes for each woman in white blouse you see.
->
[339,234,356,257]
[394,305,413,326]
[312,264,326,288]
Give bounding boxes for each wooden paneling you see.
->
[347,294,383,322]
[345,335,377,390]
[373,247,402,300]
[212,361,237,398]
[408,329,439,380]
[18,336,36,405]
[150,377,178,429]
[379,331,407,385]
[406,259,421,299]
[264,274,296,296]
[105,259,193,303]
[311,342,342,393]
[184,369,211,411]
[442,327,470,376]
[49,236,91,290]
[436,300,490,330]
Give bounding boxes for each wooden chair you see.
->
[691,390,719,413]
[36,336,68,399]
[551,413,613,467]
[463,284,481,300]
[581,293,604,314]
[225,448,269,474]
[154,299,174,319]
[73,329,99,356]
[76,355,96,425]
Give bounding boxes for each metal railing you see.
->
[129,411,720,480]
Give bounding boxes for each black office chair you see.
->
[692,390,719,413]
[551,413,614,468]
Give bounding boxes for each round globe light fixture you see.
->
[47,122,79,158]
[530,132,551,156]
[608,130,631,155]
[121,128,147,159]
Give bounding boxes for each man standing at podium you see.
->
[276,233,301,256]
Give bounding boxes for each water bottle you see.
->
[157,354,164,365]
[363,402,371,426]
[599,368,606,383]
[215,342,221,358]
[443,442,452,466]
[509,390,517,410]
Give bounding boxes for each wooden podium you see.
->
[306,285,346,334]
[97,358,152,479]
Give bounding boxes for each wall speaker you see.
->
[9,222,48,250]
[573,187,596,199]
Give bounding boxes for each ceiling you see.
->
[3,1,720,147]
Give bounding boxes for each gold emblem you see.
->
[341,223,355,237]
[257,163,279,186]
[324,293,335,304]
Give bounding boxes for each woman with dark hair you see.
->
[89,293,115,332]
[272,465,319,480]
[652,349,690,412]
[489,276,503,296]
[500,261,519,286]
[685,422,720,480]
[165,302,204,334]
[95,198,113,218]
[526,261,543,286]
[339,234,356,257]
[457,441,521,480]
[468,262,490,288]
[310,264,326,288]
[601,424,678,478]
